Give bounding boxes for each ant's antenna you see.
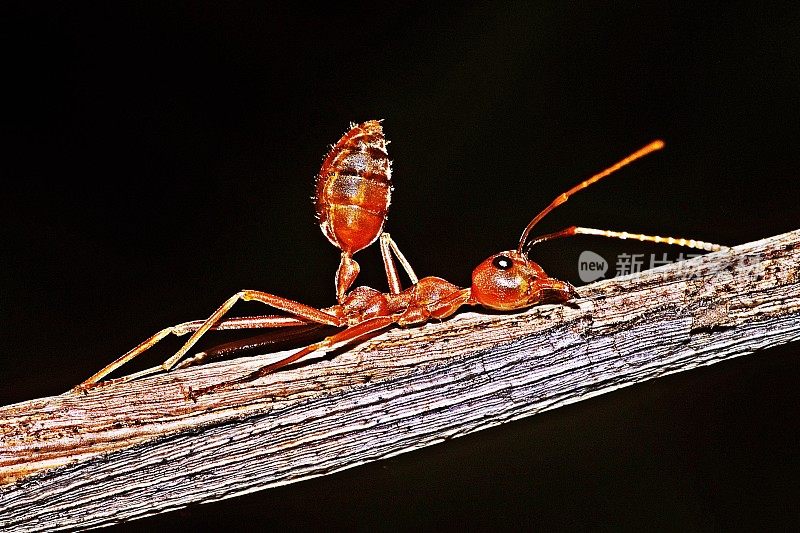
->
[516,140,665,253]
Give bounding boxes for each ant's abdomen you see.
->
[315,120,391,254]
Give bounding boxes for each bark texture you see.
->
[1,229,799,531]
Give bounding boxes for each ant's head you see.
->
[470,139,665,311]
[470,250,576,311]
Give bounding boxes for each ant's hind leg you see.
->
[380,233,418,294]
[74,290,344,393]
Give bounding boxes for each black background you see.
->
[3,2,800,530]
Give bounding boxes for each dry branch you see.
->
[1,229,799,531]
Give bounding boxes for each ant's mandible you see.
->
[75,120,723,399]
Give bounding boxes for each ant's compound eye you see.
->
[492,255,513,270]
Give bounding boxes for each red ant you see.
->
[75,120,723,399]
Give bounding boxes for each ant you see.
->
[74,120,723,399]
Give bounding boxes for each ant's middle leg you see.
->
[188,315,395,400]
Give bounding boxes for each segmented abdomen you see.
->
[315,120,391,254]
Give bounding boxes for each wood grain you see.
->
[1,229,799,531]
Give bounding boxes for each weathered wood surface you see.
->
[1,229,799,531]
